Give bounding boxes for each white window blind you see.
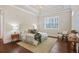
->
[44,16,59,29]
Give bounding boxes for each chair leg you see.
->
[74,43,76,52]
[76,43,79,53]
[71,42,76,52]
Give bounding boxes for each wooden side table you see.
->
[11,34,19,41]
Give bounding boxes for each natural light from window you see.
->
[44,16,59,29]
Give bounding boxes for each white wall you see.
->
[2,6,38,43]
[72,12,79,31]
[0,12,1,38]
[71,6,79,32]
[0,5,72,43]
[0,7,4,39]
[37,6,72,37]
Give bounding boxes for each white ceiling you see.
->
[11,5,79,16]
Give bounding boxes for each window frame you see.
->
[44,16,59,29]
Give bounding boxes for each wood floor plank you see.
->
[0,39,76,53]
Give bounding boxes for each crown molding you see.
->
[10,5,38,16]
[24,5,39,14]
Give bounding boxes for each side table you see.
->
[11,34,19,41]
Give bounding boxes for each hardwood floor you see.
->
[50,40,76,53]
[0,39,76,53]
[0,40,32,53]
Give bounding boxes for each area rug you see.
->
[17,38,57,53]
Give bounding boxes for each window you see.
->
[44,16,59,29]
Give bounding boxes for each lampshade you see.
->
[10,23,19,34]
[11,24,19,30]
[32,24,37,29]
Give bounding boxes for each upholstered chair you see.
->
[68,30,79,52]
